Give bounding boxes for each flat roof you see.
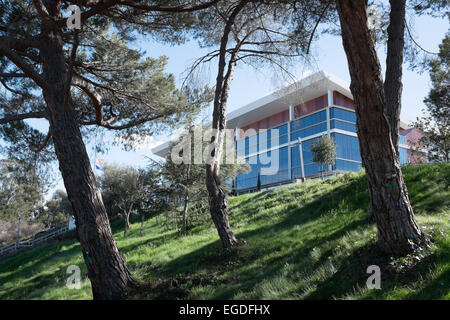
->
[226,70,352,129]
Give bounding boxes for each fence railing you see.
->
[0,225,70,258]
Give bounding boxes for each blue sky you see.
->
[23,12,449,198]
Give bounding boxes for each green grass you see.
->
[0,163,449,300]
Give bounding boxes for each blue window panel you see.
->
[303,163,321,176]
[399,135,406,145]
[259,147,289,174]
[248,156,258,177]
[291,138,321,176]
[332,133,361,162]
[291,145,301,168]
[249,143,258,155]
[273,123,288,136]
[271,134,288,147]
[292,163,322,178]
[236,139,245,151]
[237,148,246,158]
[238,156,257,180]
[332,160,362,172]
[301,137,320,165]
[399,147,407,164]
[330,107,356,123]
[258,130,271,152]
[278,147,289,170]
[331,120,356,133]
[291,110,327,131]
[280,134,289,145]
[291,122,327,141]
[291,167,301,179]
[271,124,289,147]
[249,134,257,146]
[236,176,258,190]
[261,169,289,185]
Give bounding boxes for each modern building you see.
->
[152,71,422,194]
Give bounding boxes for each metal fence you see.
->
[0,225,70,258]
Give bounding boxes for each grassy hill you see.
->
[0,163,448,300]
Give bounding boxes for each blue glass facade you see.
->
[235,98,410,192]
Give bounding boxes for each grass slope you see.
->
[0,164,449,300]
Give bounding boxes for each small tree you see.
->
[413,34,449,163]
[37,190,73,229]
[0,159,44,223]
[310,135,337,179]
[100,164,145,237]
[137,165,170,237]
[158,124,249,236]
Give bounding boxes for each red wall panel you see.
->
[400,128,426,164]
[240,109,289,139]
[333,91,355,109]
[293,94,327,118]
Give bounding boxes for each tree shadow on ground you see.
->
[0,240,83,299]
[142,176,371,299]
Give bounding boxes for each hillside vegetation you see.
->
[0,164,449,300]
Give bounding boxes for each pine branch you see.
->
[0,112,47,124]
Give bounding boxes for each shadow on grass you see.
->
[147,175,370,299]
[0,240,83,299]
[406,267,450,300]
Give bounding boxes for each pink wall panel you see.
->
[401,128,426,164]
[240,109,289,139]
[294,94,327,118]
[333,91,355,109]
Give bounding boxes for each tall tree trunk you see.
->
[368,0,406,222]
[123,211,130,237]
[182,164,191,236]
[173,210,177,230]
[123,204,133,237]
[182,192,189,236]
[140,213,144,237]
[205,1,248,249]
[384,0,406,151]
[40,11,136,299]
[336,0,425,255]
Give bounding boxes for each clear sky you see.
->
[24,12,448,198]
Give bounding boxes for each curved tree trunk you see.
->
[384,0,406,151]
[205,1,248,249]
[336,0,425,255]
[182,192,189,236]
[123,211,130,237]
[368,0,406,223]
[206,165,239,248]
[40,17,136,299]
[140,213,144,237]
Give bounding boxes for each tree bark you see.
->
[205,1,248,249]
[123,211,130,237]
[367,0,406,223]
[123,204,133,237]
[336,0,425,255]
[39,10,136,299]
[384,0,406,152]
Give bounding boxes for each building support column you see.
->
[327,90,333,174]
[288,106,292,181]
[326,90,333,135]
[298,137,305,182]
